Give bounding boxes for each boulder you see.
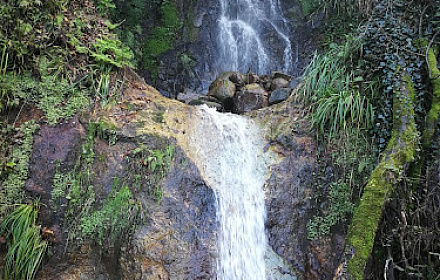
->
[271,71,293,81]
[229,72,245,88]
[177,90,200,104]
[270,77,290,91]
[290,76,302,89]
[189,99,223,111]
[269,88,292,105]
[242,73,259,84]
[233,83,268,113]
[207,72,237,102]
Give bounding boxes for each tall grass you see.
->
[300,36,374,140]
[0,204,47,280]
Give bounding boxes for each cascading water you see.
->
[217,0,293,74]
[189,105,273,279]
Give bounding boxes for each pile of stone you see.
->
[181,71,299,114]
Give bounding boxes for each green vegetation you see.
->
[0,121,39,218]
[346,76,417,279]
[0,203,47,280]
[112,0,182,73]
[0,0,134,126]
[302,35,378,240]
[95,0,116,17]
[81,185,140,245]
[307,181,354,239]
[126,143,174,201]
[302,0,440,278]
[301,37,374,140]
[112,0,147,66]
[143,0,182,73]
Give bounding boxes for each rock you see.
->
[189,99,223,111]
[290,76,302,89]
[269,88,292,105]
[177,90,201,104]
[199,95,221,103]
[270,77,290,91]
[271,71,293,81]
[242,73,259,84]
[260,74,270,84]
[265,247,297,280]
[229,72,244,86]
[207,72,236,102]
[233,83,268,113]
[20,71,337,280]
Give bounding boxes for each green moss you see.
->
[183,0,199,42]
[422,41,440,148]
[346,75,418,279]
[143,0,182,72]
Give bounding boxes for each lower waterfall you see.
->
[189,105,272,279]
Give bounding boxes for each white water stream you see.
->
[217,0,293,74]
[189,106,273,279]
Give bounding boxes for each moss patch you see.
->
[422,41,440,148]
[346,74,418,279]
[143,0,182,72]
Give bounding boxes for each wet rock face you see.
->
[21,79,218,279]
[17,74,341,280]
[249,94,346,280]
[265,153,315,273]
[120,147,217,280]
[26,115,86,226]
[34,135,217,280]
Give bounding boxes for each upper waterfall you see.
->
[216,0,293,75]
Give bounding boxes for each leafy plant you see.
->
[91,36,134,68]
[95,0,116,17]
[0,203,47,280]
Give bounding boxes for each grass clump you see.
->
[301,35,379,240]
[0,203,47,280]
[300,36,374,140]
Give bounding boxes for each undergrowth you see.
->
[0,0,134,125]
[301,35,378,239]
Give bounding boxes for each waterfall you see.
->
[189,105,272,279]
[216,0,293,74]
